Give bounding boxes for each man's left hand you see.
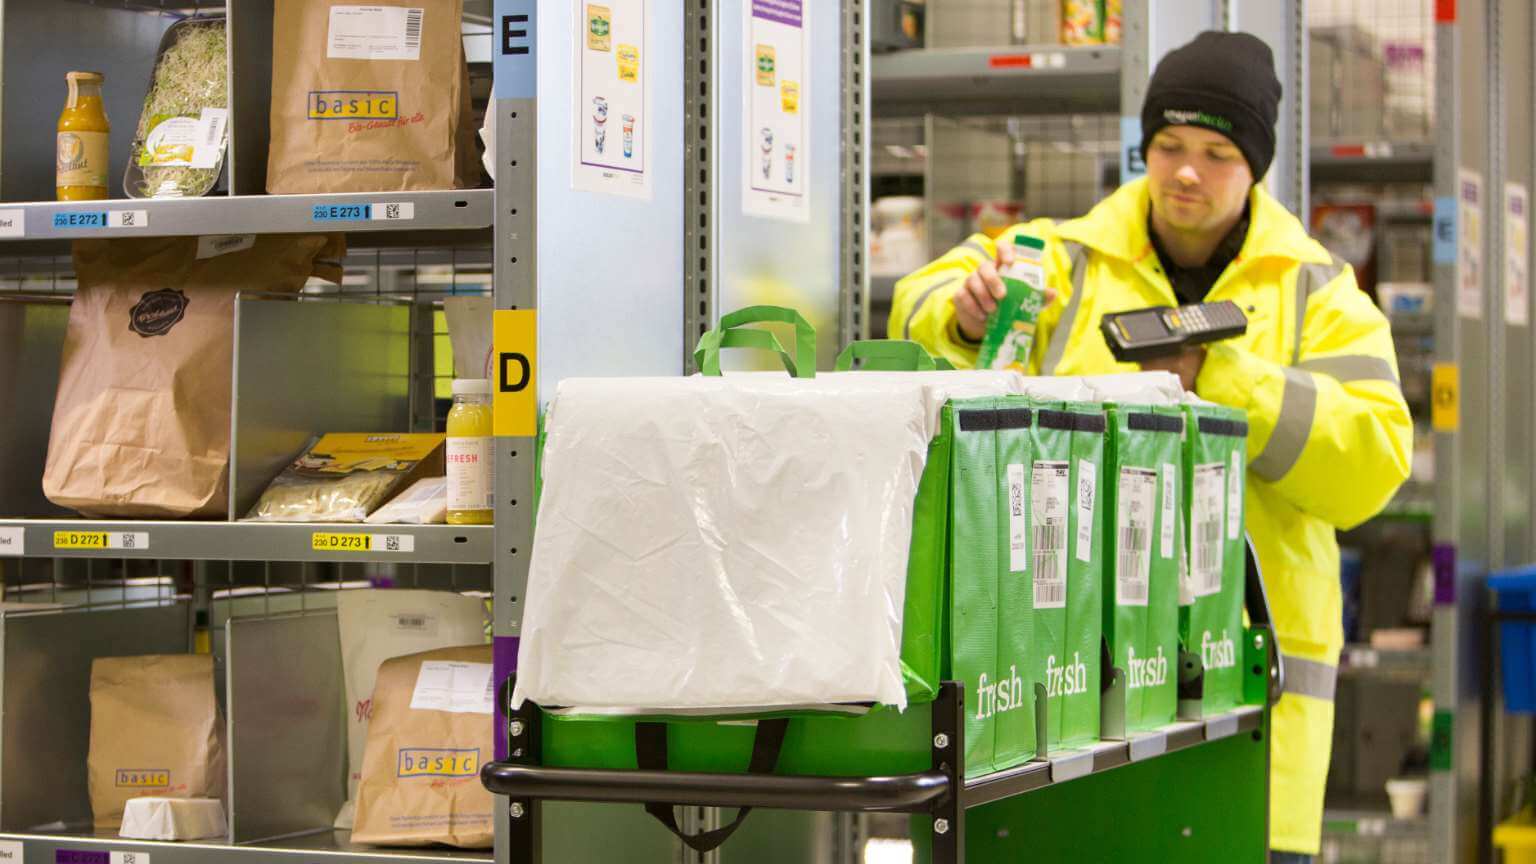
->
[1139,347,1205,393]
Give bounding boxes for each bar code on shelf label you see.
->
[311,532,416,553]
[1116,468,1156,607]
[111,852,151,864]
[52,531,150,551]
[0,527,22,557]
[1032,460,1069,609]
[52,210,150,230]
[373,202,416,221]
[1191,463,1226,598]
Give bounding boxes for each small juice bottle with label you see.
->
[57,71,110,201]
[978,234,1048,370]
[446,379,494,525]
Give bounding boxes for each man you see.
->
[889,31,1412,862]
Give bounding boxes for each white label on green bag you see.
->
[1007,463,1028,573]
[1160,462,1176,559]
[1031,460,1069,609]
[1116,468,1156,607]
[1179,533,1194,606]
[1227,450,1243,540]
[1075,459,1096,563]
[1191,463,1226,598]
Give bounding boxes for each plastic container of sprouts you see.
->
[124,16,229,199]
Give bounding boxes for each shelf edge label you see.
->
[0,839,19,861]
[52,531,149,551]
[0,527,22,557]
[1431,363,1459,432]
[311,532,417,553]
[0,209,24,238]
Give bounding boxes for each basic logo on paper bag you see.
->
[398,747,479,778]
[308,90,400,120]
[116,768,171,788]
[129,288,189,337]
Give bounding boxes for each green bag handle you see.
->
[834,340,952,372]
[693,305,817,378]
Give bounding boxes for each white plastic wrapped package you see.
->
[514,371,1022,714]
[1083,371,1186,404]
[119,797,226,841]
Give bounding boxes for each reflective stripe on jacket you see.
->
[889,177,1413,854]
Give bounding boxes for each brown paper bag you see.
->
[267,0,472,193]
[352,645,494,848]
[43,235,343,518]
[88,654,226,830]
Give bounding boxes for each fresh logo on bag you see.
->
[397,747,479,778]
[115,768,171,788]
[308,90,400,120]
[1045,652,1089,697]
[1201,629,1237,670]
[128,288,189,337]
[974,665,1026,720]
[1126,645,1169,690]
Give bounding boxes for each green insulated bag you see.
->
[990,401,1037,773]
[1062,402,1106,748]
[1179,403,1249,718]
[1101,405,1182,737]
[1024,400,1069,752]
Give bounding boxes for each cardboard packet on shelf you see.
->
[244,434,445,523]
[364,477,449,525]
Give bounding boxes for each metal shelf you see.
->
[960,706,1263,808]
[0,829,491,864]
[1310,143,1434,184]
[0,519,492,565]
[1322,808,1429,838]
[871,45,1121,117]
[0,189,492,242]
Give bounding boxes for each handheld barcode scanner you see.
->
[1100,300,1248,363]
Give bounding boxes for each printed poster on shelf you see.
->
[742,0,809,222]
[1458,168,1483,319]
[572,0,652,200]
[1507,182,1529,326]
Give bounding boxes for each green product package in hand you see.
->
[977,234,1048,371]
[1179,403,1249,718]
[1101,404,1183,736]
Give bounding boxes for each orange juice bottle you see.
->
[446,379,494,525]
[57,71,110,201]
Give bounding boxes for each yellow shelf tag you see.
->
[493,309,538,438]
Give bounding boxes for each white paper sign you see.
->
[196,234,256,259]
[1074,459,1096,563]
[0,210,24,238]
[1507,182,1529,326]
[741,0,810,222]
[572,0,653,200]
[0,839,20,861]
[328,6,424,61]
[410,660,495,714]
[1459,169,1484,319]
[0,527,22,557]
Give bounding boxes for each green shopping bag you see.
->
[1101,405,1183,737]
[1061,401,1106,748]
[1179,403,1248,718]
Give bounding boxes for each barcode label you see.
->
[1179,526,1194,606]
[1116,468,1156,607]
[1031,461,1070,609]
[1160,463,1177,559]
[393,612,438,635]
[190,108,228,169]
[1191,463,1226,598]
[1007,463,1028,573]
[1227,450,1243,540]
[405,7,423,51]
[328,6,426,61]
[1075,459,1097,562]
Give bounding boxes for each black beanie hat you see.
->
[1140,31,1282,179]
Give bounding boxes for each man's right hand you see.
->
[951,242,1015,342]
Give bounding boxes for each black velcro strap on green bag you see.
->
[1197,416,1249,437]
[633,718,790,853]
[1127,412,1184,434]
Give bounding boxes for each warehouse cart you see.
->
[482,544,1283,862]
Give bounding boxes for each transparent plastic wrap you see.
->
[514,370,1023,715]
[126,16,228,199]
[245,434,445,523]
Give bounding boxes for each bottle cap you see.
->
[452,378,492,396]
[1012,234,1046,250]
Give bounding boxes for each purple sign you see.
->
[493,635,521,761]
[752,0,802,28]
[55,852,109,864]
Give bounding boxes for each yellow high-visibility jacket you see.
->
[891,177,1413,854]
